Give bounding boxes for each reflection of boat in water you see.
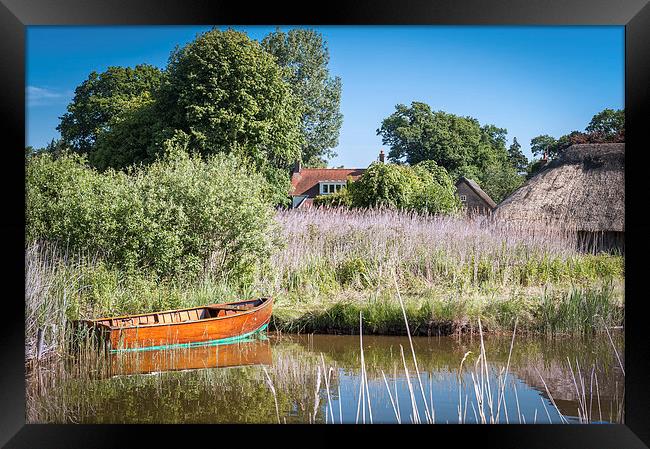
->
[109,338,273,377]
[76,297,273,350]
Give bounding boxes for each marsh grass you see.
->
[26,208,624,364]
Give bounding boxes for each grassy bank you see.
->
[26,208,624,359]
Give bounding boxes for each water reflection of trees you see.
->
[26,332,623,424]
[27,339,339,424]
[284,332,624,422]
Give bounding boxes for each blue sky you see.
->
[26,26,624,167]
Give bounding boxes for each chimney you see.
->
[292,159,302,174]
[379,149,385,163]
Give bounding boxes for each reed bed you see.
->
[271,208,622,293]
[25,208,624,364]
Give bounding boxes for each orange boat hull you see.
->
[79,297,273,351]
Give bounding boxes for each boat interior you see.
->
[92,298,266,328]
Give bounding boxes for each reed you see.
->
[26,207,624,364]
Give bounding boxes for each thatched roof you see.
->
[456,176,497,209]
[495,143,624,232]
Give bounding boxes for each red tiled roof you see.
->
[290,168,366,197]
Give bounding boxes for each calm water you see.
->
[27,332,624,424]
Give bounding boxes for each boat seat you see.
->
[208,306,247,312]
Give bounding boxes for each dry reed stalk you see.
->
[399,344,419,424]
[381,370,401,423]
[594,371,602,422]
[600,316,625,376]
[495,318,518,421]
[535,367,568,424]
[320,354,335,424]
[338,384,343,424]
[313,366,322,421]
[540,396,552,423]
[393,272,432,423]
[262,366,281,424]
[513,383,522,424]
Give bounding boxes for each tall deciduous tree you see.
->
[262,28,343,167]
[586,108,624,138]
[530,134,558,159]
[378,102,482,172]
[157,29,303,168]
[57,64,163,154]
[79,29,305,205]
[377,102,524,203]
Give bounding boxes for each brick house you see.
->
[455,176,497,214]
[289,164,366,208]
[289,150,387,208]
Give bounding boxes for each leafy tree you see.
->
[507,137,528,173]
[586,108,624,139]
[335,161,460,214]
[57,64,163,154]
[155,28,304,205]
[262,28,343,167]
[479,161,524,203]
[530,134,558,159]
[377,102,524,203]
[530,108,625,163]
[410,160,463,213]
[348,163,418,209]
[89,92,164,170]
[378,103,483,173]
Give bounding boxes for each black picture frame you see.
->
[1,1,648,447]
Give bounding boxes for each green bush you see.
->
[313,186,352,207]
[26,149,279,282]
[346,161,461,214]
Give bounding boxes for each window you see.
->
[460,194,467,202]
[320,182,346,195]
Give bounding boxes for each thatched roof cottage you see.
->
[495,143,624,252]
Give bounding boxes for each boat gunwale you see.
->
[82,297,273,331]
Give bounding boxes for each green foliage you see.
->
[346,161,461,214]
[349,162,417,209]
[531,108,625,162]
[377,102,525,203]
[477,160,524,203]
[26,149,278,282]
[586,108,624,139]
[59,29,304,206]
[538,284,623,334]
[336,257,372,288]
[57,64,163,155]
[410,161,464,213]
[530,134,557,159]
[378,103,483,171]
[313,186,352,207]
[507,137,528,173]
[262,28,343,167]
[89,92,164,171]
[156,28,303,204]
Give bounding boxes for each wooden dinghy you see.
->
[78,297,273,351]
